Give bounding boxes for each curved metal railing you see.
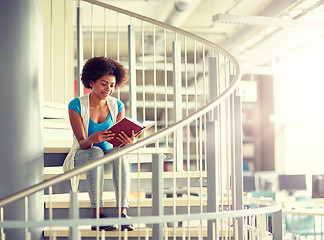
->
[0,0,241,209]
[0,1,283,239]
[283,204,324,238]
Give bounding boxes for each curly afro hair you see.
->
[81,57,128,89]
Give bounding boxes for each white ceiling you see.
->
[85,0,324,75]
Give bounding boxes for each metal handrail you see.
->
[283,208,324,216]
[1,199,281,228]
[283,206,324,238]
[83,0,233,58]
[0,0,242,207]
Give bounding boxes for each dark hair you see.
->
[81,57,128,89]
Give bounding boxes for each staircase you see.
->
[0,0,284,239]
[42,100,213,239]
[43,136,210,239]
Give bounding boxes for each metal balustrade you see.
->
[283,208,324,239]
[0,0,283,239]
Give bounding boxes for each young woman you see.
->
[63,57,138,231]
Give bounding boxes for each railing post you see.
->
[272,210,283,239]
[209,57,218,121]
[76,1,84,97]
[234,94,244,239]
[207,56,219,240]
[172,41,183,171]
[206,121,219,240]
[152,154,164,240]
[128,24,137,119]
[69,191,79,240]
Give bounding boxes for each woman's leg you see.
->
[111,154,130,211]
[74,147,104,210]
[104,149,131,211]
[104,149,133,230]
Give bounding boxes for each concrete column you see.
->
[0,0,44,239]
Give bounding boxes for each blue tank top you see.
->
[68,97,124,151]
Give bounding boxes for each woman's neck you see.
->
[89,92,107,108]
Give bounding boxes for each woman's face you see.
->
[91,74,116,99]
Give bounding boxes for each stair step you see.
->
[43,101,68,119]
[44,141,73,154]
[44,118,71,129]
[44,192,208,208]
[44,141,173,155]
[43,226,211,238]
[44,166,207,180]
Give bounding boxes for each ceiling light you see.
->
[213,13,323,29]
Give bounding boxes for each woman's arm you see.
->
[116,108,125,122]
[69,108,114,149]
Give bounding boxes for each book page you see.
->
[142,120,155,130]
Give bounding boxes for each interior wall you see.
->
[43,0,74,104]
[257,75,275,171]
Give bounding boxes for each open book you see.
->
[107,117,155,147]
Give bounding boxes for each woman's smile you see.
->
[91,74,116,99]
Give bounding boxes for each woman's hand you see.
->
[89,130,115,144]
[117,130,141,146]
